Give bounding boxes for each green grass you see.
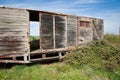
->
[30,36,39,41]
[0,63,120,80]
[0,34,120,80]
[64,41,120,71]
[104,33,120,50]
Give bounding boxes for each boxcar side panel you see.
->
[67,15,77,46]
[55,15,66,48]
[0,8,29,56]
[40,13,54,49]
[92,19,103,40]
[77,17,93,45]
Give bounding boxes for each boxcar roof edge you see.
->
[0,6,103,20]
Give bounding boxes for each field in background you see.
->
[30,36,39,51]
[104,34,120,50]
[0,34,120,80]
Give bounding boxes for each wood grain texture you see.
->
[0,31,27,36]
[67,15,77,46]
[0,8,29,56]
[40,13,54,49]
[55,15,66,48]
[92,19,104,40]
[77,17,93,45]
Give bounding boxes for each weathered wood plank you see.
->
[40,13,54,49]
[0,29,28,32]
[0,8,28,15]
[0,48,28,53]
[0,51,27,56]
[0,7,29,55]
[0,14,28,19]
[0,46,28,50]
[77,17,93,45]
[31,48,67,54]
[92,19,103,40]
[77,27,92,44]
[0,31,27,36]
[53,15,56,49]
[0,19,28,23]
[67,15,77,46]
[0,42,29,46]
[0,25,28,28]
[0,36,28,42]
[55,15,66,48]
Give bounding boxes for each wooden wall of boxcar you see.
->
[55,15,66,48]
[67,15,77,46]
[40,13,54,49]
[40,13,103,50]
[92,19,103,40]
[0,8,29,56]
[77,17,93,45]
[40,13,66,50]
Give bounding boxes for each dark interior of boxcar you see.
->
[29,11,40,51]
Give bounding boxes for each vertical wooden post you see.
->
[12,56,16,61]
[39,14,42,50]
[119,26,120,36]
[24,54,28,62]
[28,54,30,61]
[59,52,62,60]
[65,16,67,47]
[53,15,55,49]
[42,54,46,58]
[76,17,78,46]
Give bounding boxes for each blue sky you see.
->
[0,0,120,35]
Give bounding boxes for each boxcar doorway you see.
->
[30,22,40,51]
[29,11,40,51]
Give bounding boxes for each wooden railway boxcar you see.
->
[0,7,104,63]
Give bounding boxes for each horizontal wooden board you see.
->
[0,36,28,42]
[0,8,28,15]
[0,12,28,16]
[0,28,28,32]
[0,51,28,56]
[0,46,28,50]
[0,31,27,36]
[0,8,29,55]
[0,14,28,19]
[0,42,29,46]
[0,47,28,51]
[0,25,28,28]
[0,18,28,23]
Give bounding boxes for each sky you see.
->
[0,0,120,36]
